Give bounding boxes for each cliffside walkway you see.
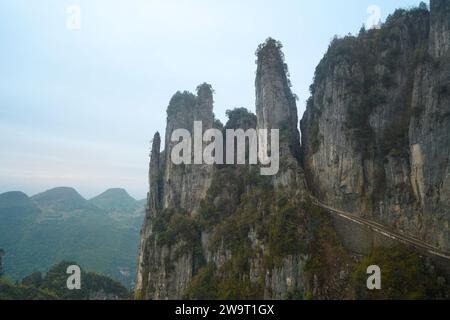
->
[309,196,450,261]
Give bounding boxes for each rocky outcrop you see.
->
[301,0,450,250]
[148,132,162,216]
[162,84,215,213]
[136,1,450,300]
[255,39,305,190]
[136,40,312,300]
[255,39,301,161]
[136,85,215,299]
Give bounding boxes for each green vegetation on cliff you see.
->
[306,4,432,157]
[303,204,355,300]
[185,167,310,299]
[303,210,449,300]
[142,107,311,300]
[352,247,449,300]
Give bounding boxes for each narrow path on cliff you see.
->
[309,196,450,261]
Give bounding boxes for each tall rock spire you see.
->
[162,84,214,212]
[135,131,161,297]
[136,84,215,299]
[255,38,301,160]
[254,38,306,191]
[148,132,161,216]
[196,82,214,129]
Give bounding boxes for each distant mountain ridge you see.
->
[0,192,36,210]
[31,187,91,213]
[89,188,143,216]
[0,187,145,288]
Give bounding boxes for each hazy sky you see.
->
[0,0,426,199]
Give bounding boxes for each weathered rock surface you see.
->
[136,1,450,300]
[301,0,450,250]
[136,84,216,299]
[136,40,311,300]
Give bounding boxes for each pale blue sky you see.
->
[0,0,426,199]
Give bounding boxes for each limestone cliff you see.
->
[255,39,305,190]
[136,1,450,300]
[136,84,215,299]
[301,0,450,251]
[136,40,314,300]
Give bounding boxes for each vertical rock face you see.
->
[255,39,301,161]
[301,3,450,250]
[149,132,162,215]
[135,132,163,294]
[136,41,312,300]
[255,39,305,190]
[137,4,450,300]
[430,0,450,58]
[136,84,215,299]
[162,84,214,213]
